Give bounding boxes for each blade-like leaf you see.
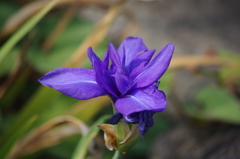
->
[71,115,110,159]
[0,116,38,159]
[0,86,60,149]
[0,0,124,152]
[0,0,59,64]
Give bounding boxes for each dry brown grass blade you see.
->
[41,0,136,52]
[169,55,234,70]
[1,0,49,39]
[7,116,88,159]
[0,0,110,39]
[42,3,78,51]
[64,0,127,68]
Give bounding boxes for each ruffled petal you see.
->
[88,47,119,97]
[102,50,109,70]
[95,69,119,97]
[129,62,145,80]
[108,43,122,72]
[133,43,174,88]
[123,112,139,124]
[108,112,123,124]
[87,47,102,70]
[115,86,167,116]
[139,111,155,138]
[118,37,148,66]
[38,68,107,100]
[115,72,132,95]
[127,49,155,76]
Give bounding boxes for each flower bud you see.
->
[98,121,140,153]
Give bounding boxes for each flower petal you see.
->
[129,62,145,80]
[123,113,139,124]
[139,111,155,138]
[115,72,132,95]
[95,70,119,97]
[133,43,174,88]
[127,49,155,76]
[115,86,167,116]
[87,47,102,71]
[96,70,119,97]
[39,68,107,99]
[88,47,119,97]
[102,50,109,70]
[108,112,123,124]
[118,37,148,66]
[108,43,122,72]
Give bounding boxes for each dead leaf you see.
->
[169,55,232,70]
[0,0,111,38]
[98,124,117,151]
[7,116,88,159]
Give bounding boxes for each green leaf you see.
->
[71,115,110,159]
[0,7,108,151]
[0,0,59,64]
[0,66,31,109]
[158,71,174,94]
[34,93,78,126]
[218,50,240,83]
[27,17,108,73]
[0,115,38,158]
[0,87,60,149]
[0,0,60,148]
[0,48,19,77]
[186,86,240,124]
[46,135,81,159]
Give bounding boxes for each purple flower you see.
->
[39,37,174,137]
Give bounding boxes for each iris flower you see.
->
[39,37,174,137]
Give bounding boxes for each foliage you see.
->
[185,86,240,124]
[0,0,240,159]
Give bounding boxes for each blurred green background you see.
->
[0,0,240,159]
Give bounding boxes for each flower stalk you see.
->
[112,150,122,159]
[112,106,128,146]
[110,104,140,153]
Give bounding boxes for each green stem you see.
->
[112,150,122,159]
[111,102,129,145]
[71,115,110,159]
[111,102,140,153]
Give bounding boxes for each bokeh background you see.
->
[0,0,240,159]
